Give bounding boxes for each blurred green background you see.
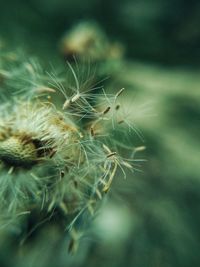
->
[0,0,200,267]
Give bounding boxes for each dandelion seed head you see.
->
[0,57,143,238]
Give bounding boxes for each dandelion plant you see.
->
[0,56,141,250]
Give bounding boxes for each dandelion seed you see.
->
[49,149,57,158]
[115,104,120,110]
[35,86,56,94]
[115,88,125,98]
[107,152,117,158]
[90,126,95,137]
[102,162,118,193]
[102,106,111,115]
[134,146,146,152]
[60,170,65,178]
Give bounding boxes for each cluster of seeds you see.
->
[0,57,142,246]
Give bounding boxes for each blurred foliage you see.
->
[1,0,200,64]
[0,0,200,267]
